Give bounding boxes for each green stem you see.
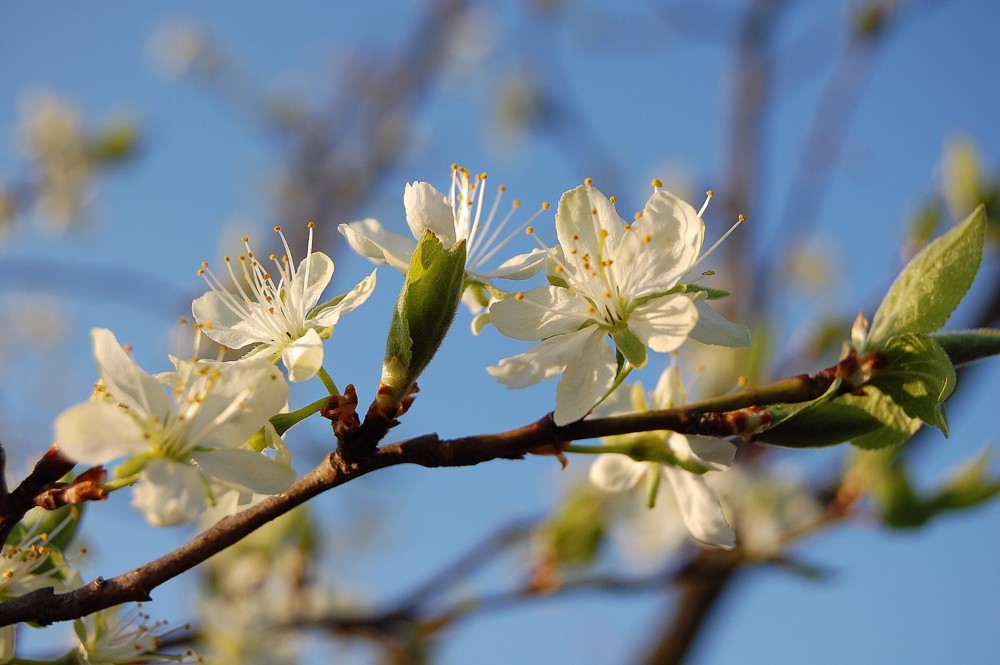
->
[270,396,330,435]
[564,443,634,456]
[316,366,339,396]
[101,474,140,493]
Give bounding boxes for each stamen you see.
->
[694,211,746,269]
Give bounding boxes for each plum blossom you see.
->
[588,365,736,549]
[73,604,192,664]
[339,165,547,331]
[488,180,749,425]
[193,223,376,382]
[55,328,293,526]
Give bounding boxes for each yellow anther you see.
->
[555,265,564,273]
[599,229,608,239]
[513,199,521,207]
[737,376,748,386]
[603,290,611,298]
[702,270,715,276]
[269,253,277,260]
[572,234,579,241]
[123,343,133,353]
[499,185,507,192]
[651,178,663,188]
[307,221,316,229]
[591,207,598,215]
[609,195,617,204]
[706,189,714,198]
[738,213,747,222]
[273,225,282,232]
[624,224,631,231]
[587,305,595,314]
[542,201,550,209]
[451,162,458,170]
[642,234,652,243]
[634,212,643,220]
[514,293,525,300]
[204,322,212,330]
[241,235,249,243]
[525,226,534,234]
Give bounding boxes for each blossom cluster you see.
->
[5,166,750,663]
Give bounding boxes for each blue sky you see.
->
[1,2,998,663]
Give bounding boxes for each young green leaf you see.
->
[867,333,956,434]
[867,206,986,347]
[931,328,1000,367]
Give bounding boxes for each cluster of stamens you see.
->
[448,164,549,274]
[196,223,318,343]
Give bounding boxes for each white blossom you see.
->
[55,328,292,526]
[193,223,376,382]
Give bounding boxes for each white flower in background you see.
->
[55,328,293,526]
[339,165,547,330]
[193,223,376,382]
[0,509,76,662]
[73,604,191,664]
[488,180,747,425]
[588,365,736,549]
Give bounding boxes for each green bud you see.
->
[374,232,467,419]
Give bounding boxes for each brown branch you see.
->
[0,352,869,628]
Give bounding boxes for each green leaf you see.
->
[757,379,884,448]
[844,386,922,450]
[930,328,1000,367]
[867,333,956,434]
[546,484,606,566]
[867,206,986,346]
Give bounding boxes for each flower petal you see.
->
[292,252,335,315]
[489,286,592,341]
[689,300,751,347]
[192,449,296,495]
[555,185,627,262]
[311,269,377,327]
[55,401,146,465]
[475,248,548,280]
[662,465,735,549]
[651,364,686,409]
[628,294,698,353]
[281,328,324,382]
[589,453,646,492]
[338,218,417,273]
[91,328,173,419]
[666,432,735,472]
[405,181,457,247]
[191,292,271,350]
[553,328,618,424]
[186,358,290,448]
[132,459,206,526]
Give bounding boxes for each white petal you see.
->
[292,252,335,313]
[132,459,206,526]
[91,328,172,419]
[282,328,324,382]
[555,185,627,260]
[651,364,686,409]
[192,449,296,495]
[488,327,612,399]
[622,189,705,293]
[475,249,548,280]
[187,359,290,449]
[666,432,735,472]
[489,286,592,341]
[589,454,646,492]
[191,292,270,349]
[0,625,15,662]
[553,328,618,425]
[55,401,146,464]
[470,310,491,335]
[689,300,751,347]
[338,218,417,273]
[405,182,457,247]
[628,295,698,353]
[311,269,377,326]
[662,466,735,549]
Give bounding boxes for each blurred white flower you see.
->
[73,604,192,665]
[588,365,736,549]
